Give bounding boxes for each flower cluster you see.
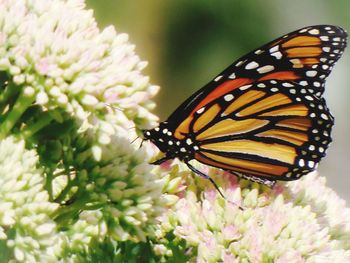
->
[0,136,59,262]
[153,161,350,262]
[0,0,168,261]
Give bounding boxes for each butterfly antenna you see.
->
[104,103,123,112]
[130,136,139,145]
[139,139,144,149]
[186,162,244,210]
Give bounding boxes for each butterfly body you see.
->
[144,25,347,186]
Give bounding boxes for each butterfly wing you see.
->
[190,80,333,181]
[167,25,347,137]
[151,25,346,183]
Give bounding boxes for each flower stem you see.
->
[54,178,77,203]
[0,86,36,139]
[22,111,53,139]
[54,194,90,225]
[45,170,54,201]
[0,81,20,113]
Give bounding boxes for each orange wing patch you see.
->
[196,118,269,141]
[259,104,309,117]
[286,47,322,58]
[196,152,289,177]
[237,93,292,117]
[224,90,266,115]
[276,117,312,131]
[258,71,299,81]
[257,129,308,146]
[280,35,323,69]
[200,139,296,164]
[193,104,220,132]
[191,78,252,115]
[174,116,193,140]
[282,35,321,48]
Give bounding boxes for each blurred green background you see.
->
[86,0,350,202]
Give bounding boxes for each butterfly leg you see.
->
[231,171,276,188]
[186,163,243,210]
[186,162,226,198]
[151,156,169,165]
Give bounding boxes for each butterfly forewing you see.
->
[220,25,347,96]
[168,25,346,129]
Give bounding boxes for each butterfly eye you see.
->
[143,130,152,139]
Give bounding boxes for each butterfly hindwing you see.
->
[191,80,333,181]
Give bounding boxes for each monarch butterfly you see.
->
[143,25,347,191]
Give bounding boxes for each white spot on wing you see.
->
[282,82,294,87]
[306,70,317,77]
[197,107,205,114]
[236,60,244,67]
[308,161,315,168]
[271,51,283,59]
[186,138,193,145]
[245,61,259,70]
[257,65,275,74]
[214,75,223,82]
[309,29,320,35]
[269,46,279,53]
[228,72,236,79]
[239,84,252,90]
[313,82,321,87]
[224,94,234,101]
[321,113,329,120]
[309,145,315,151]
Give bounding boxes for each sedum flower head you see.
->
[0,0,159,144]
[0,0,169,261]
[153,161,350,262]
[0,136,59,262]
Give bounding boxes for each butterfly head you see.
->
[143,122,173,152]
[143,122,196,161]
